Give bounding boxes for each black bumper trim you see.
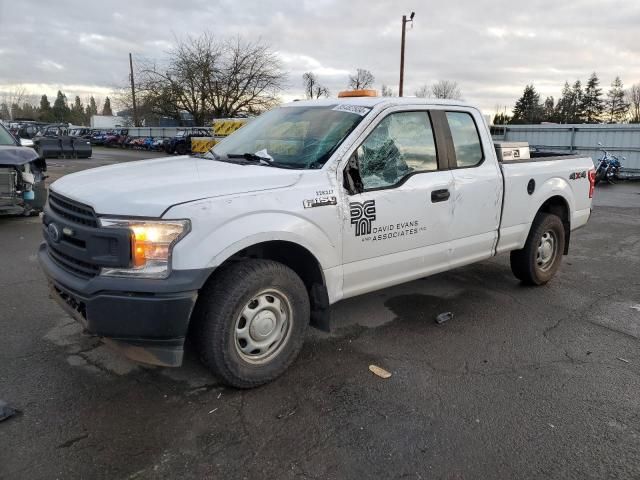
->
[40,243,214,366]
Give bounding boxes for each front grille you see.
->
[44,191,130,279]
[48,191,98,228]
[48,244,101,278]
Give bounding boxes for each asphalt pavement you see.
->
[1,149,639,479]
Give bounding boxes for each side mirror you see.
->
[20,138,35,148]
[343,150,364,195]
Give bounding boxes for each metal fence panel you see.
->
[493,124,640,171]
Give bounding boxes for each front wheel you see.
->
[510,213,565,285]
[192,259,310,388]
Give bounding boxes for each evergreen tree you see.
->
[605,76,629,123]
[542,96,555,122]
[555,82,571,123]
[86,96,98,117]
[580,72,604,123]
[52,90,70,122]
[70,96,86,125]
[39,94,54,122]
[571,80,584,123]
[555,81,584,123]
[511,85,542,124]
[102,97,113,116]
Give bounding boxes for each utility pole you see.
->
[399,12,415,97]
[129,52,138,127]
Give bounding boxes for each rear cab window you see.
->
[446,111,483,168]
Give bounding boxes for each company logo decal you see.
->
[48,223,61,243]
[350,200,376,236]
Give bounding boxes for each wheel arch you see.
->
[536,194,571,254]
[202,239,331,332]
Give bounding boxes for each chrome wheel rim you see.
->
[233,289,292,364]
[536,230,557,271]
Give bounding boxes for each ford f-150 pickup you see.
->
[39,93,595,387]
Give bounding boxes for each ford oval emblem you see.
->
[48,223,61,243]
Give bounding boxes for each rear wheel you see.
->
[192,259,310,388]
[510,212,565,285]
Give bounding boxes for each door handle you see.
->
[431,189,450,203]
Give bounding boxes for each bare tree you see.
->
[1,85,27,120]
[348,69,375,90]
[627,84,640,123]
[133,33,286,124]
[414,84,430,98]
[302,72,330,99]
[380,84,395,97]
[431,80,463,100]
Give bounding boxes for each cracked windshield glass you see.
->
[211,105,366,168]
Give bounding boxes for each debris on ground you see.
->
[0,400,18,422]
[617,357,630,363]
[435,312,453,324]
[631,304,640,312]
[276,408,297,419]
[369,364,392,379]
[208,408,218,414]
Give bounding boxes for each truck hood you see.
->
[51,155,302,217]
[0,145,40,166]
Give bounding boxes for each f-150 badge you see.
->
[303,196,337,208]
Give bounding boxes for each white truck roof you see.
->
[283,96,475,109]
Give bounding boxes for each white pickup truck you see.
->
[39,95,595,387]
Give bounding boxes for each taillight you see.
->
[588,169,596,198]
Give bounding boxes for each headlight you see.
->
[99,218,190,278]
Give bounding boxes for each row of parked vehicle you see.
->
[5,120,245,159]
[91,127,213,154]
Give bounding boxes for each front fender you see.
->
[169,207,340,272]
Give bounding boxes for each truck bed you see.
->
[496,154,594,254]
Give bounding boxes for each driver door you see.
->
[341,109,454,298]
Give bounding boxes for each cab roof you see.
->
[284,96,474,109]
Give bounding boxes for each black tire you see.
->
[510,212,565,286]
[192,259,310,388]
[175,142,188,155]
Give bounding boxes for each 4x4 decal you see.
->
[350,200,376,236]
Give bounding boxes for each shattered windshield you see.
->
[211,105,368,169]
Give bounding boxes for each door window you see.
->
[357,111,437,190]
[446,112,483,168]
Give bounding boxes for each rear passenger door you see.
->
[442,109,503,267]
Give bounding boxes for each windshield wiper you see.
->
[225,152,300,169]
[226,152,273,165]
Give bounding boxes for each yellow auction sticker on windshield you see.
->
[332,104,371,116]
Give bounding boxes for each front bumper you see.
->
[39,243,212,366]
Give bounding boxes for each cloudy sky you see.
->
[1,0,639,115]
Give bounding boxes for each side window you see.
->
[357,111,437,190]
[446,111,483,168]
